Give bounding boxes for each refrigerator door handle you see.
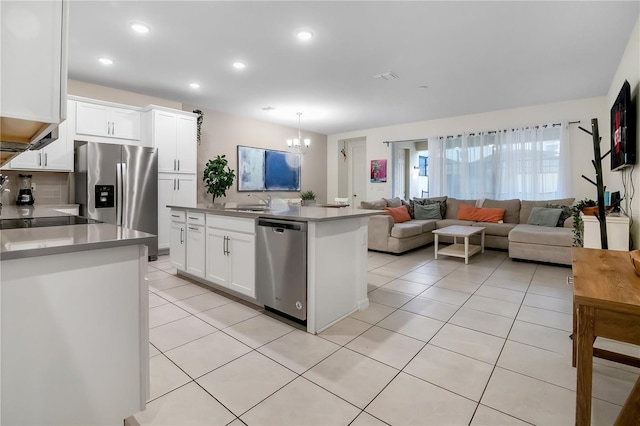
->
[116,162,123,226]
[121,162,127,226]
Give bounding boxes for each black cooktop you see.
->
[0,216,102,230]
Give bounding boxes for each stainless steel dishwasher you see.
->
[256,218,307,322]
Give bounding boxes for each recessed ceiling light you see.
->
[98,57,114,65]
[296,30,313,41]
[130,22,150,34]
[233,62,246,70]
[189,83,200,89]
[261,106,276,111]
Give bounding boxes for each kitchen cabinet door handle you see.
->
[177,179,180,190]
[226,236,230,256]
[222,236,226,255]
[44,153,48,167]
[177,160,180,171]
[180,228,184,244]
[173,179,176,190]
[171,214,180,218]
[174,159,176,171]
[38,153,42,166]
[188,226,199,231]
[112,122,115,135]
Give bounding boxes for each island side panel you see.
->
[307,217,369,334]
[1,244,147,425]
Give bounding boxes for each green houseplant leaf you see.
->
[300,190,316,200]
[203,155,236,204]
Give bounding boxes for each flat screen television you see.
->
[610,80,636,171]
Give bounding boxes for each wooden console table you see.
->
[572,248,640,425]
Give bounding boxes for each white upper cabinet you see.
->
[146,108,197,174]
[75,101,141,141]
[0,0,68,148]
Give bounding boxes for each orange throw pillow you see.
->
[475,207,505,223]
[457,204,505,223]
[457,203,478,221]
[384,205,411,223]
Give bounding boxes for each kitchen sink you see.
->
[224,204,270,212]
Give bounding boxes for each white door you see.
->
[175,175,197,207]
[110,107,140,140]
[394,147,406,199]
[206,228,228,286]
[76,102,110,137]
[186,225,206,278]
[154,110,177,173]
[348,140,367,207]
[175,115,197,174]
[169,222,186,270]
[227,232,255,298]
[42,121,70,170]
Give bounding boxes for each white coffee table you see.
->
[433,225,486,264]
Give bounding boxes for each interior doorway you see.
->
[337,138,367,207]
[390,139,429,200]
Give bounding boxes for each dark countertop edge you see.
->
[1,235,154,261]
[167,205,385,222]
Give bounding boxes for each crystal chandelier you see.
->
[286,112,310,154]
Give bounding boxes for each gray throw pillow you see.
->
[527,207,563,227]
[546,203,572,227]
[414,203,442,220]
[413,198,446,218]
[383,197,403,208]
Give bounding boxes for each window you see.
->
[418,155,428,176]
[428,125,570,200]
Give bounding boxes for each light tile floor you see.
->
[126,248,640,426]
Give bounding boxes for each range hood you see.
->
[0,117,59,167]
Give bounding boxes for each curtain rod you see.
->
[383,138,428,146]
[383,121,581,144]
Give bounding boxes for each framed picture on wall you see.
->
[370,159,387,183]
[237,145,301,191]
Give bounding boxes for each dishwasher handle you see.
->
[258,218,307,232]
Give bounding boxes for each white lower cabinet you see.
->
[169,211,186,270]
[205,216,256,299]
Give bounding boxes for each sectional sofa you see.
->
[362,196,575,265]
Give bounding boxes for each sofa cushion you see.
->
[482,199,521,224]
[527,207,563,227]
[520,198,575,224]
[445,198,477,219]
[383,197,403,208]
[361,199,387,210]
[412,219,438,233]
[471,222,517,237]
[390,222,424,238]
[384,205,411,223]
[509,224,573,247]
[436,219,475,228]
[414,203,442,220]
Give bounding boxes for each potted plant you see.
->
[203,155,235,204]
[300,190,316,206]
[571,198,596,247]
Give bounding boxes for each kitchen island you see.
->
[168,203,383,334]
[0,205,151,425]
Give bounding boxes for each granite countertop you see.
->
[0,204,79,219]
[0,204,154,260]
[168,203,384,222]
[1,223,155,260]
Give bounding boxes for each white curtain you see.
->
[428,123,571,200]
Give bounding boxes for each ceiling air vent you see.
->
[373,71,399,80]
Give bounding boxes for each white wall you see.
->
[328,96,607,204]
[184,105,328,205]
[605,16,640,248]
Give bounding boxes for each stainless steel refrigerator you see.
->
[75,142,158,259]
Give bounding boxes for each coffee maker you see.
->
[16,174,35,205]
